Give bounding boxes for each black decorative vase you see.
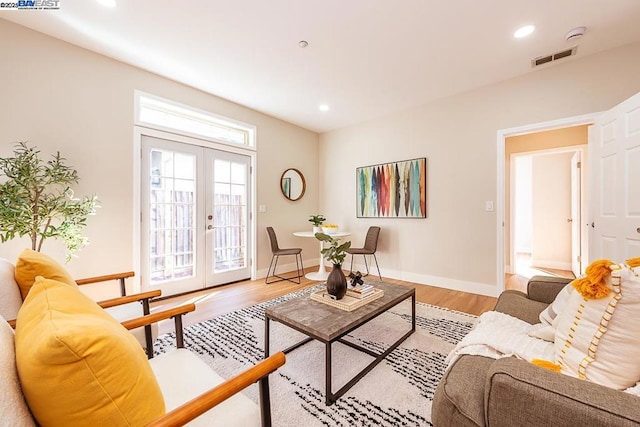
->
[326,264,347,300]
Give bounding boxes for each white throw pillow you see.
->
[0,315,35,426]
[539,282,574,328]
[554,262,640,390]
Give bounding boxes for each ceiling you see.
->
[3,0,640,133]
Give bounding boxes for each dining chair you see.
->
[346,226,382,280]
[265,227,304,284]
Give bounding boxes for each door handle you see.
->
[567,218,573,223]
[637,227,640,234]
[207,225,213,230]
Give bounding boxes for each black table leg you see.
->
[265,316,271,358]
[412,292,416,332]
[326,341,333,405]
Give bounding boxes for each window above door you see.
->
[135,91,256,149]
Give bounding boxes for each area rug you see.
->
[153,286,477,426]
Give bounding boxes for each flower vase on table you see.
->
[326,264,347,300]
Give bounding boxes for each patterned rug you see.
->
[153,286,477,426]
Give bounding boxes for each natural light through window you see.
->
[137,94,256,147]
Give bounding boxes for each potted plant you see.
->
[308,214,326,233]
[315,232,351,299]
[0,142,99,261]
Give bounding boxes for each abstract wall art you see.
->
[356,157,427,218]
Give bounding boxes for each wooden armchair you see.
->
[0,252,159,358]
[3,276,286,427]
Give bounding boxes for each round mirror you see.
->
[280,168,306,201]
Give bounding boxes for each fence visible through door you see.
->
[141,135,251,296]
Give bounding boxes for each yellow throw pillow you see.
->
[15,277,165,426]
[14,249,76,300]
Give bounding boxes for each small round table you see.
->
[293,231,351,281]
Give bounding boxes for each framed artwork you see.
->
[356,157,427,218]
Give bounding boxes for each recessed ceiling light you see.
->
[319,104,330,112]
[96,0,117,7]
[514,25,535,39]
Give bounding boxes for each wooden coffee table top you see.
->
[265,281,415,342]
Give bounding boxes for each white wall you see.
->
[531,152,573,270]
[0,19,320,297]
[320,42,640,296]
[514,156,532,253]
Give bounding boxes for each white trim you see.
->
[257,257,316,280]
[134,90,257,151]
[496,112,600,295]
[351,262,496,297]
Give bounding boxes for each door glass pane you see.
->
[212,158,247,273]
[148,149,196,284]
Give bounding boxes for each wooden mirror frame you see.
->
[280,168,306,201]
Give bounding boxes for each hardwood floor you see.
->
[151,267,498,335]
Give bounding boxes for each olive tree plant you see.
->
[0,142,98,261]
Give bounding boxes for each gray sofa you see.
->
[432,276,640,427]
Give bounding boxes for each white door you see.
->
[589,92,640,262]
[141,135,251,296]
[205,150,251,285]
[570,151,582,276]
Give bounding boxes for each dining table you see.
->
[293,230,351,281]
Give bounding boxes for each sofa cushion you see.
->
[0,315,35,427]
[555,261,640,389]
[14,249,76,300]
[0,259,22,320]
[15,277,165,426]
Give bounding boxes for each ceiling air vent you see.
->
[531,46,578,68]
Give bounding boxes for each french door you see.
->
[141,135,251,296]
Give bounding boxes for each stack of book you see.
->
[346,283,375,299]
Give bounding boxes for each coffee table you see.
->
[264,281,415,405]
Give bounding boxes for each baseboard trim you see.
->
[257,261,498,297]
[256,258,317,280]
[351,262,498,297]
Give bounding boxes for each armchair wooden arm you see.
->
[121,304,196,330]
[147,352,286,427]
[98,290,161,309]
[76,271,135,297]
[122,304,196,350]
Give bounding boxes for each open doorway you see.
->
[504,126,589,291]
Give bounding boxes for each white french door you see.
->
[141,135,251,296]
[589,92,640,262]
